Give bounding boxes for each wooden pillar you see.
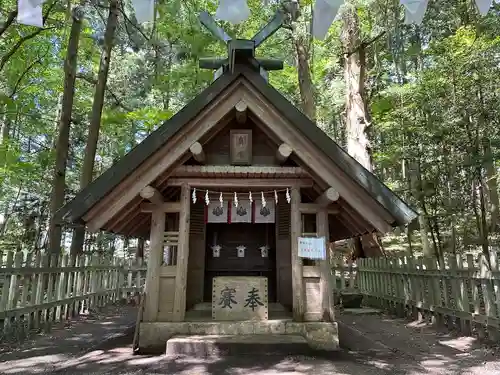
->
[317,209,335,321]
[143,208,165,322]
[290,187,304,321]
[172,184,191,321]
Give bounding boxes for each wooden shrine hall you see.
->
[57,12,417,352]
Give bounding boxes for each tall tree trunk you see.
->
[340,4,381,258]
[483,138,499,233]
[294,35,315,120]
[47,7,83,255]
[341,5,372,171]
[409,160,433,257]
[70,0,118,256]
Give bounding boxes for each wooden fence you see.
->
[0,251,146,340]
[332,252,500,340]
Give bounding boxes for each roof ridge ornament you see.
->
[198,5,296,79]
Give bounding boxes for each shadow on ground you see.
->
[1,309,499,375]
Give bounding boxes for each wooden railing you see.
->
[0,251,146,340]
[332,252,500,338]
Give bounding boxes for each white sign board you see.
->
[298,236,326,260]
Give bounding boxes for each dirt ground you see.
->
[0,305,499,375]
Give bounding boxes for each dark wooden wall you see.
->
[186,201,206,309]
[204,222,277,302]
[276,193,292,309]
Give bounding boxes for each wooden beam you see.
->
[276,143,292,164]
[299,203,339,215]
[139,185,164,205]
[168,178,314,189]
[143,208,165,322]
[341,203,374,234]
[114,209,140,234]
[235,100,247,124]
[189,142,205,163]
[124,214,150,237]
[173,165,308,178]
[109,200,142,232]
[290,187,304,321]
[315,187,339,207]
[172,184,190,321]
[317,209,335,322]
[140,202,182,213]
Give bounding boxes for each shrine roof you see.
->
[56,63,417,229]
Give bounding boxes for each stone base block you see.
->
[166,334,308,358]
[139,320,339,353]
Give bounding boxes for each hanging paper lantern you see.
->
[18,0,44,28]
[312,0,344,40]
[215,0,250,24]
[131,0,155,24]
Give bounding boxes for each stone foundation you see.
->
[139,320,339,352]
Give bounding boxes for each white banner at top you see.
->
[18,0,44,28]
[131,0,155,24]
[401,0,429,25]
[216,0,250,24]
[475,0,493,15]
[312,0,344,40]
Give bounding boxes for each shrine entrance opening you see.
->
[203,222,277,303]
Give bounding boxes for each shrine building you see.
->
[57,14,417,351]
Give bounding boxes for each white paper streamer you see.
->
[18,0,44,28]
[475,0,493,15]
[215,0,250,24]
[401,0,429,25]
[312,0,344,40]
[131,0,155,24]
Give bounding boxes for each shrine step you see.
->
[165,334,310,358]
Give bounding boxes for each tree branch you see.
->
[75,73,134,112]
[10,57,44,98]
[116,5,150,42]
[0,10,18,37]
[345,31,386,58]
